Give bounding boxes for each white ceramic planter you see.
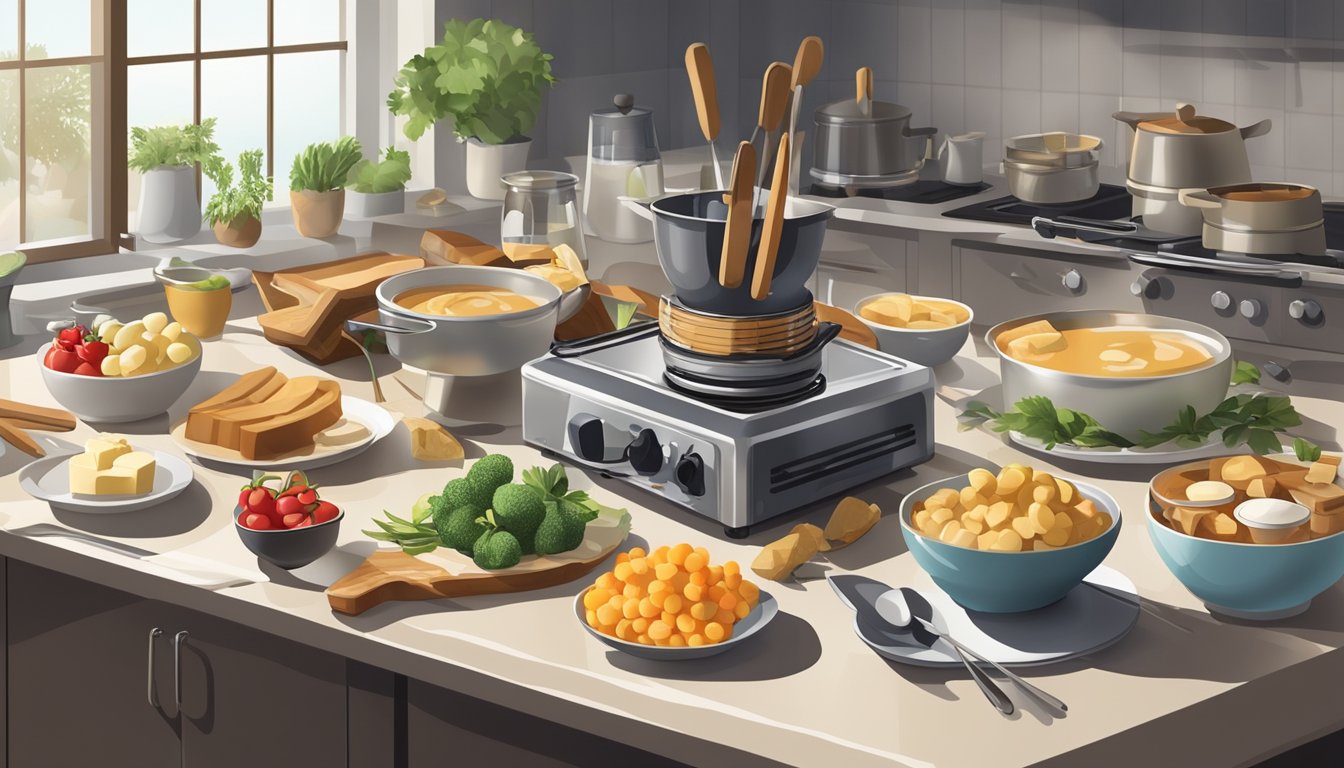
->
[346,190,405,219]
[137,165,201,243]
[464,137,531,200]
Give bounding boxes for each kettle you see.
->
[583,94,665,244]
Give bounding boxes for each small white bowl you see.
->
[1234,498,1311,544]
[854,293,973,367]
[38,347,202,423]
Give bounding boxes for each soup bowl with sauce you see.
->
[988,310,1234,441]
[357,265,562,376]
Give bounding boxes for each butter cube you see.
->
[1023,332,1067,353]
[84,436,132,470]
[112,451,156,495]
[1305,457,1341,485]
[68,453,105,495]
[996,319,1060,346]
[69,438,155,496]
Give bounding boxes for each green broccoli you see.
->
[534,499,592,555]
[491,483,546,539]
[433,504,488,553]
[472,528,522,570]
[466,454,514,495]
[440,477,490,512]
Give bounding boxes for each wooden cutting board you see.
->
[326,510,631,615]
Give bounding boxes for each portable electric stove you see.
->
[521,324,934,537]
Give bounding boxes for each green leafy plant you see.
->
[1294,437,1323,462]
[289,136,363,193]
[387,18,557,143]
[1231,360,1261,386]
[347,146,412,193]
[0,45,90,176]
[203,149,272,225]
[128,117,221,172]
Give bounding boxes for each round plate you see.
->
[576,587,778,660]
[1008,430,1235,465]
[170,396,396,472]
[848,566,1138,668]
[19,449,194,514]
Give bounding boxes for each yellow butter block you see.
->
[112,451,156,495]
[1305,458,1340,485]
[84,436,132,470]
[1023,331,1067,353]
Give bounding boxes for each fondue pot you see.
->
[1178,182,1327,256]
[810,67,938,189]
[348,265,562,377]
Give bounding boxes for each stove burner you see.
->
[808,179,989,204]
[943,183,1133,226]
[662,371,828,412]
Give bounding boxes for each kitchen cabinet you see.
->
[814,226,912,311]
[953,242,1143,326]
[5,560,346,768]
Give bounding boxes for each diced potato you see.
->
[997,467,1027,495]
[996,319,1060,347]
[938,519,963,543]
[1246,477,1278,499]
[960,515,984,534]
[968,468,997,496]
[1219,455,1275,485]
[965,504,988,522]
[1032,483,1057,505]
[142,312,168,335]
[112,321,145,352]
[1028,502,1056,534]
[1010,516,1037,540]
[166,342,194,364]
[986,501,1013,529]
[976,531,998,550]
[906,320,945,329]
[931,507,954,526]
[100,354,122,376]
[1198,512,1240,541]
[98,322,122,345]
[1311,512,1344,537]
[118,344,148,375]
[914,509,933,532]
[1054,477,1078,505]
[161,321,183,342]
[990,529,1024,552]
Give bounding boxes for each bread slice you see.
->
[185,367,289,444]
[239,381,343,460]
[206,377,326,451]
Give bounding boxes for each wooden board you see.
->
[326,510,632,615]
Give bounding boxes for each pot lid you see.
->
[1140,114,1236,134]
[1209,182,1317,202]
[816,97,912,125]
[590,93,660,163]
[501,170,579,191]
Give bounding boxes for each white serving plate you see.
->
[844,566,1139,668]
[170,396,396,472]
[1008,430,1235,465]
[19,449,194,514]
[576,587,778,660]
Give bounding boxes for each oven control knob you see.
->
[1210,291,1232,310]
[674,452,706,497]
[1289,299,1322,322]
[1239,299,1262,320]
[567,414,609,463]
[1130,276,1161,299]
[626,429,663,477]
[1061,269,1083,292]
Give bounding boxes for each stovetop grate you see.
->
[942,183,1133,225]
[808,179,990,204]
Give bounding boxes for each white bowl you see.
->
[38,347,202,423]
[854,294,973,367]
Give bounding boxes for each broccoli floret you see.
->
[472,528,522,570]
[440,477,490,512]
[433,505,488,553]
[491,483,545,539]
[535,499,591,555]
[466,454,514,495]
[556,499,592,551]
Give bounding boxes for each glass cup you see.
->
[500,171,588,266]
[164,281,232,339]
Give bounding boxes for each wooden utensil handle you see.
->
[856,66,873,105]
[751,132,792,301]
[685,43,721,142]
[791,35,824,90]
[719,141,758,289]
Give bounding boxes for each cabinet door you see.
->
[176,610,346,768]
[956,244,1142,326]
[7,560,181,768]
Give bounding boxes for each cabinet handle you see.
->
[147,627,163,708]
[173,630,189,710]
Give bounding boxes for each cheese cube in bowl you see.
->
[855,293,973,366]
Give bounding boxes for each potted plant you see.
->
[202,149,272,248]
[387,18,556,200]
[345,146,412,218]
[128,118,221,243]
[289,136,362,238]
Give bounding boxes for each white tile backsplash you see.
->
[1001,0,1042,91]
[930,0,966,86]
[897,0,935,84]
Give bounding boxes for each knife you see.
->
[11,523,157,558]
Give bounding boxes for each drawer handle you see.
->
[173,630,189,710]
[146,627,163,708]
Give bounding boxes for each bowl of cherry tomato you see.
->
[233,471,343,569]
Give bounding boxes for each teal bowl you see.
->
[899,474,1122,613]
[1146,498,1344,620]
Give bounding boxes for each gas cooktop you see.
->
[520,329,934,537]
[942,183,1133,226]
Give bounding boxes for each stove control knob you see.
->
[567,414,609,463]
[1239,298,1263,320]
[674,452,706,497]
[1289,299,1322,322]
[1211,291,1232,310]
[626,429,663,477]
[1130,276,1161,299]
[1061,269,1083,292]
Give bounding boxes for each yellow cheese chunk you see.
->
[995,319,1060,346]
[1022,331,1067,353]
[403,417,465,461]
[1305,458,1340,485]
[83,435,132,470]
[967,468,997,495]
[1246,477,1279,499]
[69,437,155,496]
[112,451,157,494]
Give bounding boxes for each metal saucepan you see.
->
[1114,102,1270,190]
[1179,182,1327,256]
[660,321,842,385]
[1001,132,1102,204]
[810,67,937,189]
[1127,179,1204,236]
[624,190,834,316]
[987,310,1234,441]
[347,265,562,377]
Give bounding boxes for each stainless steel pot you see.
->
[1114,102,1270,189]
[1128,179,1205,236]
[1179,182,1327,255]
[349,265,562,377]
[1002,160,1099,204]
[987,310,1234,440]
[810,93,937,188]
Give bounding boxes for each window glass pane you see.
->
[0,0,17,61]
[128,0,194,58]
[200,55,267,205]
[275,0,342,46]
[26,63,92,243]
[273,50,342,200]
[127,62,194,227]
[0,70,17,247]
[201,0,265,52]
[25,0,94,59]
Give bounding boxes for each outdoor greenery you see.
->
[289,136,363,193]
[387,18,556,144]
[0,45,91,179]
[128,118,221,172]
[203,149,272,225]
[347,146,412,194]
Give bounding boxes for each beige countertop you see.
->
[1,300,1343,767]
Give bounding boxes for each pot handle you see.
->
[782,321,842,361]
[1177,188,1222,210]
[345,315,436,337]
[1239,118,1272,140]
[902,125,939,138]
[1112,110,1169,129]
[618,196,656,222]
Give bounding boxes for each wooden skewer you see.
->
[0,399,76,431]
[0,419,45,457]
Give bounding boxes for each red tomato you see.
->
[297,489,318,506]
[76,340,109,365]
[292,518,314,528]
[281,512,308,529]
[276,495,307,518]
[43,344,81,373]
[72,362,103,377]
[241,512,272,530]
[245,487,277,520]
[311,501,339,524]
[57,326,88,347]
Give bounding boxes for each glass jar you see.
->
[500,170,588,267]
[583,93,664,244]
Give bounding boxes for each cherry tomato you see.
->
[241,512,272,530]
[275,495,307,518]
[297,489,318,506]
[76,340,109,365]
[246,487,277,520]
[43,344,80,373]
[281,512,308,529]
[311,501,340,524]
[57,326,88,347]
[292,518,314,528]
[72,361,103,377]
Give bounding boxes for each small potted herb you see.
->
[345,146,411,218]
[387,18,556,200]
[289,137,362,238]
[203,149,273,248]
[128,118,221,243]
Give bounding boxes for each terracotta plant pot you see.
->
[212,214,262,248]
[290,189,345,238]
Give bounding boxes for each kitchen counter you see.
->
[2,289,1344,767]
